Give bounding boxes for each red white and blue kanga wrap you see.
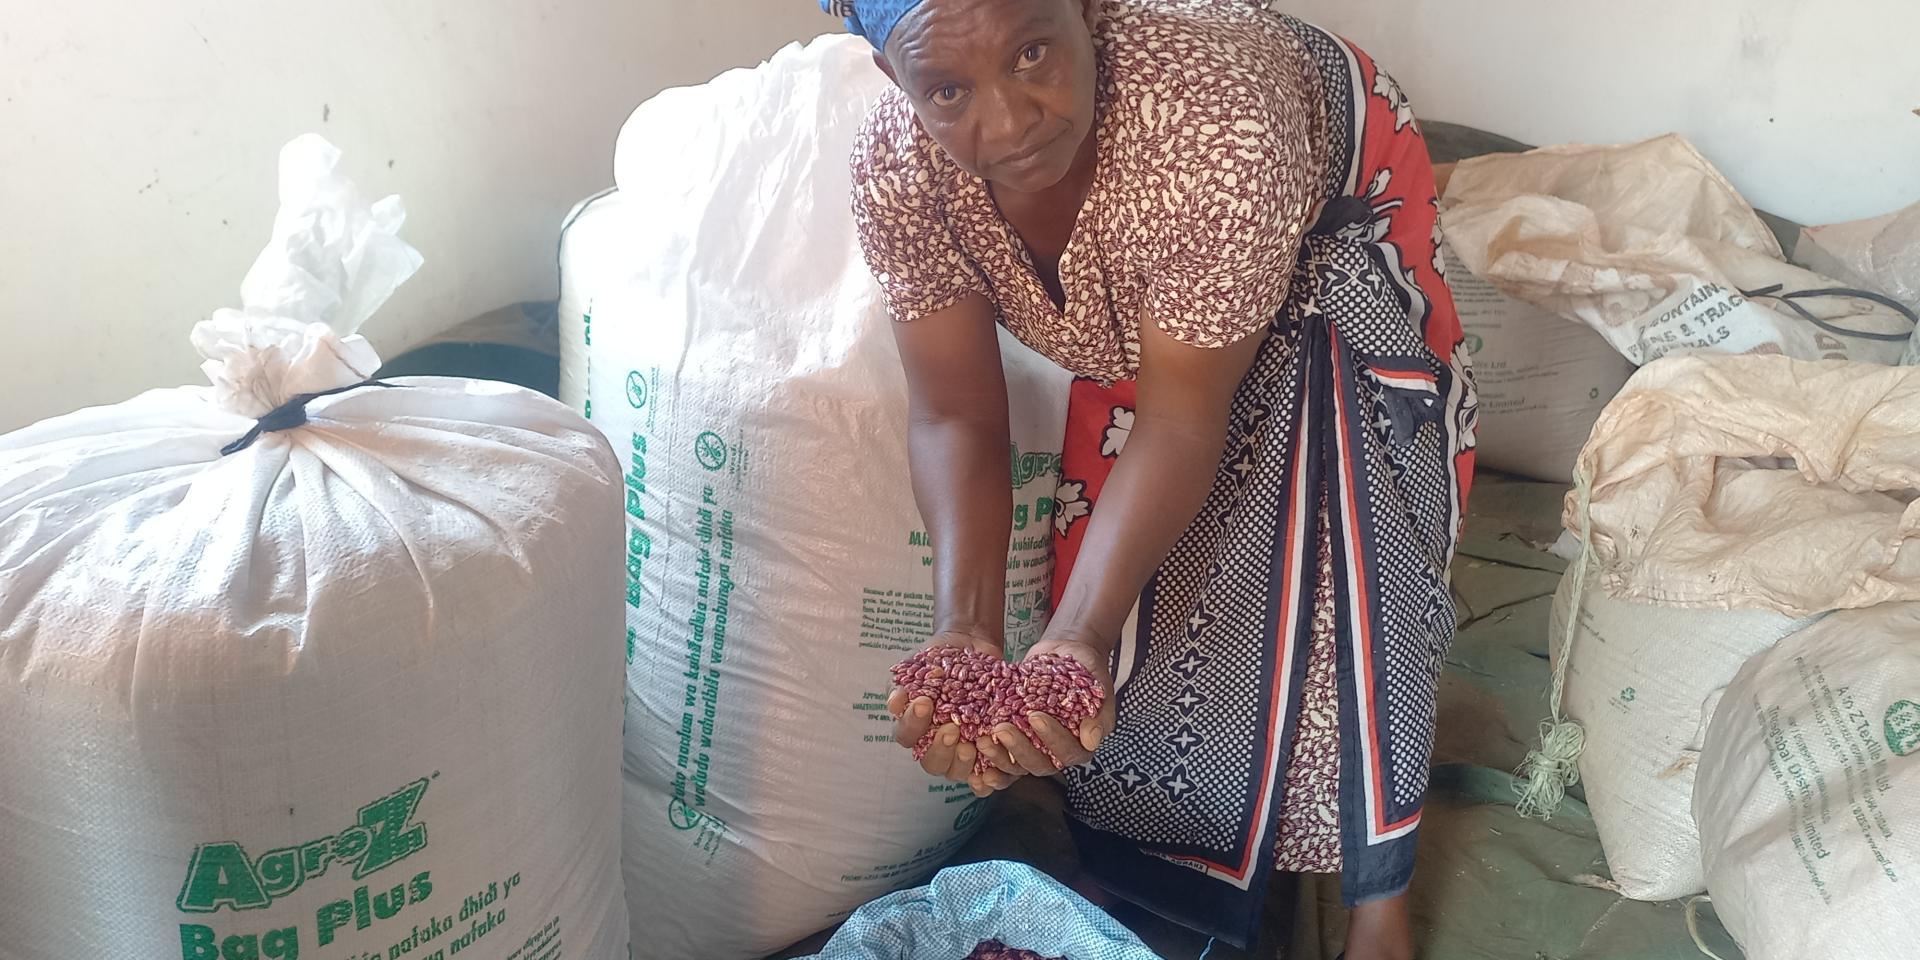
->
[1050,18,1477,946]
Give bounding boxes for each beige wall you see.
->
[6,0,1915,431]
[0,0,831,430]
[1284,0,1920,226]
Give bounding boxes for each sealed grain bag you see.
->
[1445,136,1914,367]
[1547,570,1813,899]
[0,136,629,960]
[1797,200,1920,316]
[1695,604,1920,960]
[559,35,1071,960]
[1531,354,1920,900]
[1795,200,1920,367]
[1570,355,1920,617]
[1443,241,1634,483]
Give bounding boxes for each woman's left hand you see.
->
[970,320,1255,784]
[976,635,1117,779]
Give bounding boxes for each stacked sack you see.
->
[558,35,1072,960]
[1531,353,1920,944]
[1437,239,1635,485]
[1697,602,1920,960]
[0,136,630,959]
[1440,135,1916,484]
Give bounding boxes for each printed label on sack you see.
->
[616,366,663,675]
[1886,700,1920,757]
[837,835,967,887]
[1004,443,1062,660]
[615,370,742,871]
[690,422,749,488]
[836,790,983,894]
[1631,283,1746,361]
[665,797,733,867]
[580,305,594,419]
[851,442,1062,737]
[652,384,747,866]
[172,778,565,960]
[1752,657,1907,904]
[177,780,432,916]
[664,481,739,856]
[1450,254,1614,415]
[1629,282,1851,365]
[845,454,1060,759]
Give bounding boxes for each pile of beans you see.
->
[890,646,1104,773]
[963,939,1067,960]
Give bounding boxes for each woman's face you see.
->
[880,0,1099,195]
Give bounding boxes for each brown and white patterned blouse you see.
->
[850,0,1328,383]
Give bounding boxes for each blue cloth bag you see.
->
[799,861,1164,959]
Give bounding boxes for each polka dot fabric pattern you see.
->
[1060,322,1307,856]
[847,0,1476,945]
[1045,16,1477,947]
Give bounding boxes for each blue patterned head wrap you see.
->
[821,0,931,52]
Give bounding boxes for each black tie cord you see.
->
[220,379,398,456]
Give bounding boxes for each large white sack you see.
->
[563,35,1073,960]
[1443,241,1634,483]
[1533,354,1920,896]
[1569,354,1920,617]
[1695,603,1920,960]
[1797,201,1920,316]
[1445,136,1914,367]
[0,136,629,960]
[557,187,620,414]
[1794,200,1920,367]
[1548,570,1815,900]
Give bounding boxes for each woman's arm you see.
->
[901,294,1013,646]
[882,292,1021,790]
[985,316,1267,777]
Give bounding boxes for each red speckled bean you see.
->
[891,648,1104,774]
[964,939,1066,960]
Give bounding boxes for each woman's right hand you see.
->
[887,629,1020,797]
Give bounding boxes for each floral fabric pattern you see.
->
[849,0,1327,383]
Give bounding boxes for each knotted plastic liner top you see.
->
[189,133,423,418]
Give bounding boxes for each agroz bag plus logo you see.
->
[177,779,431,913]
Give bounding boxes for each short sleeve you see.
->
[1141,71,1322,348]
[849,95,989,324]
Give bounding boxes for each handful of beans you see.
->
[890,646,1104,774]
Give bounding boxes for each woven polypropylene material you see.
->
[799,861,1164,960]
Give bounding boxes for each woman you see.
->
[838,0,1477,956]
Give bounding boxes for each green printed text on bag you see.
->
[177,779,431,913]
